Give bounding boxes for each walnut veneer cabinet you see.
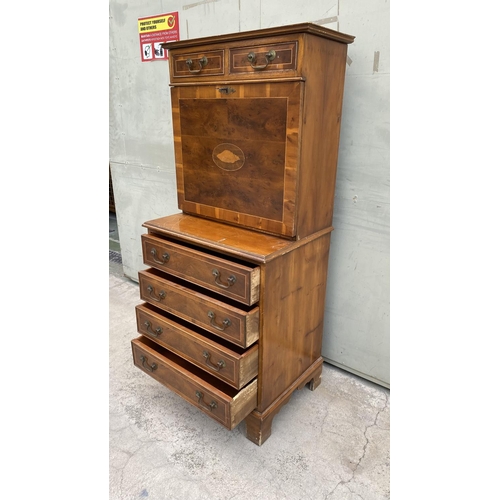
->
[131,23,354,445]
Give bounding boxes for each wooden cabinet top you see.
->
[143,213,332,264]
[162,22,355,51]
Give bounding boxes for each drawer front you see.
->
[136,304,258,389]
[132,336,258,429]
[171,49,224,78]
[142,234,260,306]
[171,81,303,238]
[229,42,297,74]
[139,269,260,348]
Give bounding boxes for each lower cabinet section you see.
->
[132,213,332,445]
[132,335,258,430]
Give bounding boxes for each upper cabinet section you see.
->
[162,23,354,239]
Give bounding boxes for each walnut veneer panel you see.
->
[171,82,302,238]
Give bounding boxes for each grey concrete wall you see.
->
[109,0,390,387]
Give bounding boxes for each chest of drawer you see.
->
[138,268,259,348]
[136,303,258,389]
[142,234,260,306]
[136,23,354,445]
[132,335,258,430]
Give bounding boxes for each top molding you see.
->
[161,22,355,50]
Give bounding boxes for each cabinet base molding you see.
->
[245,357,323,446]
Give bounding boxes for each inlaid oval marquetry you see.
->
[212,143,245,171]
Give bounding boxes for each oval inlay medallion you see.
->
[212,143,245,171]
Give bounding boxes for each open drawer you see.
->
[136,303,259,389]
[138,268,260,348]
[141,233,260,306]
[131,335,258,430]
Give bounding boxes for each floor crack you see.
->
[327,392,389,499]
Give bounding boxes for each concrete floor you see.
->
[109,215,390,500]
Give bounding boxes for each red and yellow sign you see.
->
[138,12,179,62]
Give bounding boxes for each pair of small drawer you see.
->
[171,41,298,79]
[132,233,261,429]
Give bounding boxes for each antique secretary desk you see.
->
[131,23,355,445]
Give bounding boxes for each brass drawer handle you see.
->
[247,50,276,70]
[207,311,231,331]
[202,350,226,372]
[140,355,157,372]
[147,285,166,302]
[212,269,236,289]
[151,248,170,264]
[186,56,208,73]
[195,390,218,411]
[144,320,163,338]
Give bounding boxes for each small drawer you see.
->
[142,234,260,306]
[229,41,297,74]
[136,303,259,389]
[138,268,260,348]
[132,335,258,430]
[171,49,224,78]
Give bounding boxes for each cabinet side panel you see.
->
[258,233,331,411]
[296,35,349,238]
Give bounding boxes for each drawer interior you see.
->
[147,231,260,269]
